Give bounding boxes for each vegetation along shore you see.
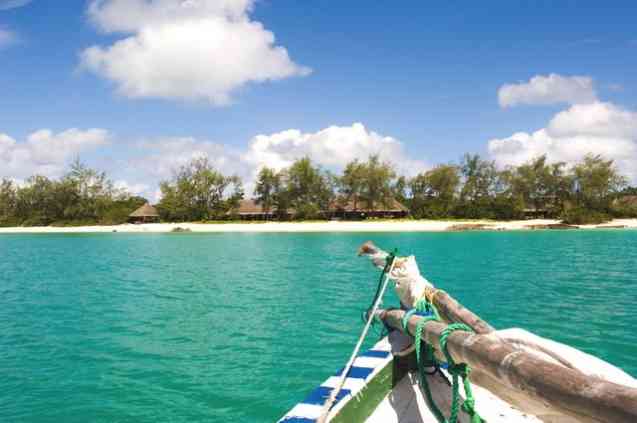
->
[1,153,636,229]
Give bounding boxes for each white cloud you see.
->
[1,123,423,200]
[0,27,16,49]
[243,122,426,178]
[488,102,637,182]
[114,180,149,197]
[498,74,597,108]
[0,128,110,179]
[81,0,310,104]
[134,136,243,180]
[0,0,31,11]
[131,123,426,196]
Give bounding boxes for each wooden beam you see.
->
[357,241,494,334]
[379,308,637,423]
[423,286,494,334]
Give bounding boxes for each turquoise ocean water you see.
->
[1,230,636,422]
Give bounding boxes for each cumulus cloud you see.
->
[133,136,244,180]
[0,0,31,10]
[114,180,150,196]
[1,123,423,200]
[0,128,110,179]
[498,74,598,108]
[80,0,310,104]
[243,122,426,177]
[488,102,637,182]
[130,123,426,196]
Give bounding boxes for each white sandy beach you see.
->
[1,219,636,233]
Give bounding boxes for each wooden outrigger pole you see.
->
[359,241,637,423]
[379,308,637,423]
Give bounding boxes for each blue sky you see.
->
[1,0,636,198]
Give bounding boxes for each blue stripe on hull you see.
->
[360,349,391,358]
[302,385,352,406]
[277,338,393,423]
[279,418,315,423]
[335,366,374,379]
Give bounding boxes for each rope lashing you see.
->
[402,297,438,332]
[408,299,485,423]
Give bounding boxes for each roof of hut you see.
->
[231,199,272,215]
[329,196,408,213]
[129,203,159,217]
[229,199,294,215]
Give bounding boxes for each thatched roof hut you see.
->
[327,196,408,219]
[228,199,281,220]
[129,203,159,223]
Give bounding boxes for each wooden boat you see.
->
[278,242,637,423]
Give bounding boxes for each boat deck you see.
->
[367,370,541,423]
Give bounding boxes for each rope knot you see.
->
[448,362,468,377]
[413,313,484,423]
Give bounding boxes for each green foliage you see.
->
[500,156,571,217]
[0,160,147,227]
[491,194,525,220]
[1,152,634,226]
[573,154,626,211]
[561,207,611,225]
[338,155,396,210]
[157,157,243,221]
[410,164,460,218]
[253,167,279,214]
[286,157,332,218]
[459,154,499,202]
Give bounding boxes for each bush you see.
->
[610,198,637,218]
[0,216,21,227]
[561,207,611,225]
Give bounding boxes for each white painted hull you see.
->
[278,334,539,423]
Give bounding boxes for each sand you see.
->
[0,219,636,234]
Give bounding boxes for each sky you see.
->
[1,0,636,200]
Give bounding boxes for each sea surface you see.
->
[1,230,636,422]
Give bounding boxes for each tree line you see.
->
[157,153,636,224]
[0,159,146,227]
[1,153,636,227]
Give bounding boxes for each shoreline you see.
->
[1,219,636,234]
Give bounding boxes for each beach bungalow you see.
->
[128,203,160,224]
[326,196,409,220]
[228,199,285,220]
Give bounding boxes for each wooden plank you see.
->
[379,308,637,423]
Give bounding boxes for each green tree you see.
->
[339,160,366,209]
[501,155,571,217]
[15,175,58,225]
[410,164,460,218]
[456,154,499,218]
[62,158,117,222]
[0,178,18,226]
[573,154,626,211]
[359,155,396,210]
[157,157,243,221]
[254,167,279,216]
[392,175,409,207]
[286,157,332,218]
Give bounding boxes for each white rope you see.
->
[316,255,397,423]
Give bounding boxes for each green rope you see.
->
[409,300,485,423]
[367,249,397,317]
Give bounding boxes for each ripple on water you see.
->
[0,230,636,423]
